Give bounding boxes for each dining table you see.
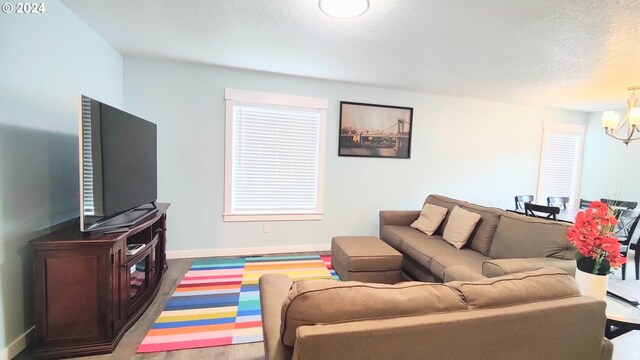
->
[508,208,581,223]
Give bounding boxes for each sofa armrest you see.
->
[601,338,613,360]
[482,258,576,278]
[379,210,420,236]
[259,274,294,360]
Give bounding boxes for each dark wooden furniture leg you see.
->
[636,250,639,280]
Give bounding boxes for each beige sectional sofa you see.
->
[380,194,577,282]
[259,268,612,360]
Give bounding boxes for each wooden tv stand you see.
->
[30,203,170,359]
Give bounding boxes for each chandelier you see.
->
[602,86,640,145]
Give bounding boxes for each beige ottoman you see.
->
[331,236,403,284]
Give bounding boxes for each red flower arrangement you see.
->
[567,201,627,275]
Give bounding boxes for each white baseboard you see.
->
[1,326,34,360]
[166,243,330,259]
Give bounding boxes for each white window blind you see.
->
[536,123,585,209]
[224,89,327,222]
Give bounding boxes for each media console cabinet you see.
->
[30,203,170,359]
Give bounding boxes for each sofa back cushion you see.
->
[461,202,505,256]
[424,195,466,235]
[280,279,467,346]
[411,203,448,236]
[447,267,580,309]
[489,212,573,260]
[442,206,482,249]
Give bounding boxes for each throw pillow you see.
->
[443,206,482,249]
[411,204,448,236]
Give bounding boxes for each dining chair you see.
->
[602,199,638,235]
[514,195,534,210]
[617,210,640,280]
[524,202,560,221]
[579,199,593,209]
[601,198,638,211]
[547,196,570,210]
[630,237,640,281]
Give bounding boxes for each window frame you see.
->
[223,88,328,222]
[536,122,586,209]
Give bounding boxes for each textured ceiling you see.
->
[62,0,640,111]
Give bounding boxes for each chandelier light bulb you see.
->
[319,0,370,18]
[602,111,619,129]
[629,107,640,126]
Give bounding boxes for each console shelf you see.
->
[30,203,170,359]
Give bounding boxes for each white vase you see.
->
[574,269,608,300]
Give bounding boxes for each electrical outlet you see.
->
[263,224,270,233]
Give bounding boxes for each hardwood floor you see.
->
[15,252,640,360]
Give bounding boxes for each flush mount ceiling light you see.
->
[319,0,370,18]
[602,86,640,146]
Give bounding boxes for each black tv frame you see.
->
[79,95,158,232]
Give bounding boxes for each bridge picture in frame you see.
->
[339,101,413,159]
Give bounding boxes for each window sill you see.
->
[223,213,323,222]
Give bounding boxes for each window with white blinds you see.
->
[536,123,585,209]
[224,89,327,221]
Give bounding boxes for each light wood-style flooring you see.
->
[16,254,640,360]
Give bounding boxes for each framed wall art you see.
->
[338,101,413,159]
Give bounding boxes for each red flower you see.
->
[567,201,627,274]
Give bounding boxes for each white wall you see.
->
[581,109,640,202]
[0,0,123,355]
[123,57,586,254]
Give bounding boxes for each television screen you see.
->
[80,95,157,232]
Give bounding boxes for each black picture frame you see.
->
[338,101,413,159]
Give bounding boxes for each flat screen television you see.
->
[79,95,158,232]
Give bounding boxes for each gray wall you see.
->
[123,57,586,255]
[581,109,640,202]
[0,0,123,352]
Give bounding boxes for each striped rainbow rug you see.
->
[137,254,337,353]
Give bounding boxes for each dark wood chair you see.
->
[602,199,638,235]
[579,199,593,209]
[547,196,570,210]
[630,240,640,281]
[601,198,638,211]
[514,195,534,210]
[617,210,640,280]
[524,202,560,221]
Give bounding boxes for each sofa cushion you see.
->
[424,194,466,235]
[430,250,490,280]
[381,225,430,250]
[443,206,482,249]
[447,267,579,309]
[443,265,488,282]
[401,236,459,269]
[489,212,572,260]
[482,258,576,278]
[411,204,448,236]
[280,279,467,346]
[461,202,505,256]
